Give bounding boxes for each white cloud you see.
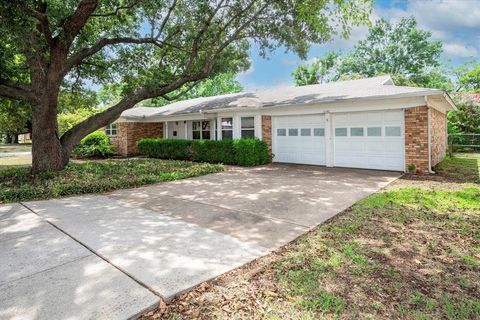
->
[236,61,255,79]
[443,42,478,57]
[374,0,480,60]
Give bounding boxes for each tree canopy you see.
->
[0,0,372,172]
[292,17,443,87]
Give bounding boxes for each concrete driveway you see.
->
[0,165,400,319]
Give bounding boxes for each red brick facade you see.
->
[430,108,447,166]
[405,106,430,174]
[114,122,163,156]
[404,106,447,174]
[261,115,272,156]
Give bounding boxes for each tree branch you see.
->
[62,0,99,47]
[90,0,140,17]
[20,2,54,47]
[0,79,32,102]
[60,73,207,150]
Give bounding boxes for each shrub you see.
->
[74,131,115,158]
[138,138,270,166]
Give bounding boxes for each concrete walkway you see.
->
[0,165,400,319]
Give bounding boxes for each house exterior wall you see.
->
[261,115,272,155]
[115,122,163,156]
[430,107,447,167]
[404,106,430,174]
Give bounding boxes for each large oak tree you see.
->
[0,0,371,172]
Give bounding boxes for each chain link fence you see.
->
[448,133,480,154]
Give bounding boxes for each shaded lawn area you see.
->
[0,156,31,167]
[0,159,223,203]
[145,155,480,320]
[435,154,480,183]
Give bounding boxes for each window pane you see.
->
[192,121,200,131]
[202,130,211,140]
[385,126,401,136]
[202,121,210,131]
[222,130,233,140]
[301,128,311,136]
[288,128,298,136]
[335,128,347,136]
[221,118,233,130]
[192,131,201,139]
[111,123,117,129]
[241,129,255,138]
[350,127,364,136]
[241,116,254,129]
[313,128,325,136]
[367,127,382,136]
[277,128,286,136]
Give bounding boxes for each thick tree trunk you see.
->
[31,101,70,173]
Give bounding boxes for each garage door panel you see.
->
[333,111,404,171]
[273,115,326,165]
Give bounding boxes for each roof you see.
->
[120,75,453,120]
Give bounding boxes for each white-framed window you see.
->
[241,116,255,138]
[221,118,233,140]
[350,127,364,136]
[367,127,382,136]
[192,120,211,140]
[105,123,117,136]
[335,128,347,136]
[385,126,401,136]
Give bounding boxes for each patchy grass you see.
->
[435,155,480,183]
[0,159,223,203]
[143,154,480,320]
[0,156,31,167]
[0,144,32,153]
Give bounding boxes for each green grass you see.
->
[0,157,32,167]
[435,154,480,183]
[0,159,223,203]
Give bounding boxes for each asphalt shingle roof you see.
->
[120,75,446,120]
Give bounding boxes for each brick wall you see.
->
[430,108,447,166]
[115,122,163,156]
[405,106,430,174]
[261,115,272,157]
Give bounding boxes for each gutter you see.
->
[426,96,435,174]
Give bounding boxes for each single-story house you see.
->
[110,75,455,174]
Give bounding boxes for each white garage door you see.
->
[273,115,326,165]
[333,110,404,171]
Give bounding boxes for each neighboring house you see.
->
[111,75,455,174]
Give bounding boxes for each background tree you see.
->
[292,51,341,86]
[0,0,372,172]
[293,17,444,87]
[342,17,442,82]
[146,72,243,106]
[0,99,31,143]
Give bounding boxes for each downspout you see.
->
[425,96,435,174]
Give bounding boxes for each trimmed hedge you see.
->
[138,138,270,166]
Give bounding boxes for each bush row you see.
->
[137,138,270,166]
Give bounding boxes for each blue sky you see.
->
[237,0,480,91]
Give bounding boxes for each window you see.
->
[288,128,298,136]
[192,120,211,140]
[241,116,255,138]
[313,128,325,136]
[367,127,382,136]
[335,128,347,136]
[277,128,286,136]
[221,118,233,140]
[350,127,364,136]
[105,123,117,136]
[301,128,311,136]
[385,126,401,136]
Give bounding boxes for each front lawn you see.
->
[145,155,480,320]
[0,159,223,203]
